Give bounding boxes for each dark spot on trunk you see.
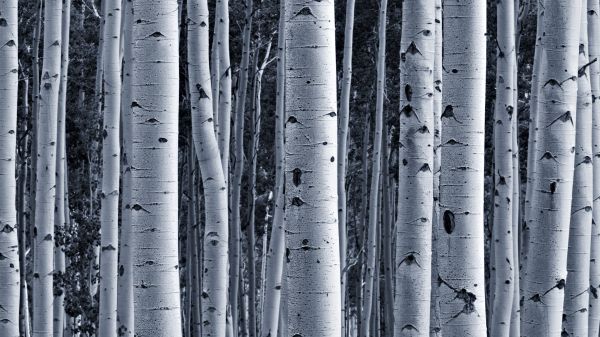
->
[292,168,302,186]
[158,138,168,143]
[291,197,304,206]
[550,181,557,194]
[150,32,165,38]
[405,84,413,101]
[443,210,455,234]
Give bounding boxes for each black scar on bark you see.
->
[419,163,431,173]
[405,84,412,101]
[417,125,430,134]
[443,210,455,234]
[0,18,6,27]
[292,168,302,186]
[540,151,558,161]
[196,84,210,99]
[291,197,304,206]
[286,248,291,262]
[441,105,461,123]
[548,111,574,127]
[294,7,317,18]
[550,181,557,194]
[149,32,165,38]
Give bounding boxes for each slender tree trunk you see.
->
[187,1,229,336]
[216,0,231,177]
[260,4,286,335]
[30,0,43,251]
[588,0,600,334]
[521,0,581,335]
[116,1,134,336]
[395,1,435,336]
[561,5,593,336]
[381,117,393,337]
[33,0,63,335]
[130,1,182,335]
[284,0,341,334]
[491,0,516,335]
[338,0,356,331]
[437,0,487,335]
[0,1,19,336]
[98,0,122,335]
[361,0,386,335]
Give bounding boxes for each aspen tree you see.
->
[116,1,134,336]
[0,1,19,336]
[187,0,229,336]
[395,1,435,335]
[33,0,63,335]
[588,0,600,334]
[130,1,182,335]
[437,0,487,335]
[284,0,341,334]
[491,0,516,334]
[216,0,231,175]
[521,0,581,335]
[562,4,593,336]
[98,0,122,334]
[361,0,386,335]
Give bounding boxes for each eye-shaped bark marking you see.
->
[443,210,455,234]
[547,111,574,127]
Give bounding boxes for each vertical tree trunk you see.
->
[117,1,134,336]
[284,0,341,335]
[361,0,386,335]
[216,0,231,176]
[588,0,600,334]
[338,0,356,331]
[53,2,71,336]
[381,115,393,337]
[491,0,516,335]
[98,0,122,335]
[30,0,42,250]
[561,5,593,336]
[521,0,581,335]
[0,1,19,336]
[437,0,487,335]
[33,0,62,335]
[395,1,435,336]
[130,1,182,335]
[187,0,229,336]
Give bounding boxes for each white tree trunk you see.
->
[130,1,182,335]
[216,0,231,177]
[437,0,487,335]
[33,0,63,335]
[0,1,19,336]
[116,1,134,336]
[395,1,435,336]
[284,0,341,334]
[520,0,581,335]
[187,0,229,336]
[98,0,122,335]
[491,0,516,335]
[588,0,600,334]
[562,5,593,336]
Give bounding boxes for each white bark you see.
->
[116,1,134,336]
[284,0,341,334]
[130,1,182,335]
[216,0,231,177]
[98,0,122,335]
[588,0,600,334]
[521,0,581,335]
[562,5,593,336]
[33,0,63,335]
[491,0,516,335]
[187,0,229,336]
[395,1,435,336]
[0,1,19,336]
[437,0,487,335]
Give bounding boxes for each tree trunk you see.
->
[520,0,581,335]
[216,0,231,177]
[33,0,62,335]
[284,0,341,335]
[187,0,229,336]
[98,0,122,334]
[395,1,435,336]
[116,1,134,336]
[0,0,19,336]
[437,0,487,335]
[561,5,593,336]
[491,0,516,335]
[130,1,182,335]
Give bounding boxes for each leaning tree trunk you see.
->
[284,0,341,335]
[98,0,122,335]
[588,0,600,334]
[116,1,134,336]
[491,0,516,335]
[561,4,593,336]
[437,0,487,335]
[33,0,63,335]
[520,0,581,335]
[53,2,71,336]
[130,1,182,336]
[395,1,435,336]
[361,0,386,335]
[0,1,19,336]
[187,0,229,336]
